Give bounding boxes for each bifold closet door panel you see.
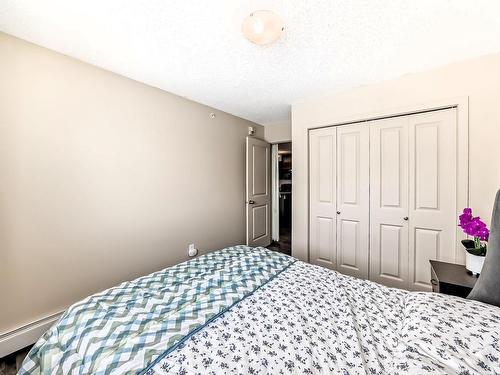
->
[369,117,410,289]
[408,109,457,291]
[336,123,370,279]
[309,127,337,269]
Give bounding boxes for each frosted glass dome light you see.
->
[242,10,284,45]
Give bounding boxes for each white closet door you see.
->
[336,123,370,279]
[309,127,337,269]
[408,109,457,291]
[369,117,409,289]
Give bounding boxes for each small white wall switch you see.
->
[188,243,198,257]
[248,126,255,136]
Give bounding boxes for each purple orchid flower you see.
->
[458,207,490,242]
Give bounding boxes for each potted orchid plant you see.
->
[459,208,489,275]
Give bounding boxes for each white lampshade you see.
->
[241,10,284,45]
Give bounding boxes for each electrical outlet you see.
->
[188,243,198,257]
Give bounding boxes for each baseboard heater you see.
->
[0,311,63,358]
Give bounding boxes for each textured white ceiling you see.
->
[1,1,500,124]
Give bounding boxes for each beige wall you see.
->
[264,120,292,143]
[292,53,500,262]
[0,33,263,334]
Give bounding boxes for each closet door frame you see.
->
[307,97,469,266]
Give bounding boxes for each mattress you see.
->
[20,246,500,374]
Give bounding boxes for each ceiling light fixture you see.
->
[241,10,284,45]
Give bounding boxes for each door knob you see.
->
[248,200,255,205]
[336,211,341,215]
[403,217,409,221]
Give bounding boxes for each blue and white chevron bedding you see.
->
[21,246,500,374]
[19,246,295,374]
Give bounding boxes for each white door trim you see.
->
[307,96,469,264]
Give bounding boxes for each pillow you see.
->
[467,189,500,306]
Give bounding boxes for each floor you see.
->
[267,226,291,255]
[0,346,31,375]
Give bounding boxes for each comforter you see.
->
[20,246,500,374]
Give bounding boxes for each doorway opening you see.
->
[268,142,292,255]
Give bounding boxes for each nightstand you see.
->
[429,260,478,298]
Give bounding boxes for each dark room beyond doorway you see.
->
[268,142,291,255]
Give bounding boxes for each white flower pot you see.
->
[465,252,485,276]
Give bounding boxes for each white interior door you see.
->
[335,123,370,279]
[309,127,337,269]
[408,109,457,291]
[246,137,271,247]
[369,117,410,289]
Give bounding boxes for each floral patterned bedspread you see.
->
[150,260,500,375]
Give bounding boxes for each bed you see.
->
[20,246,500,374]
